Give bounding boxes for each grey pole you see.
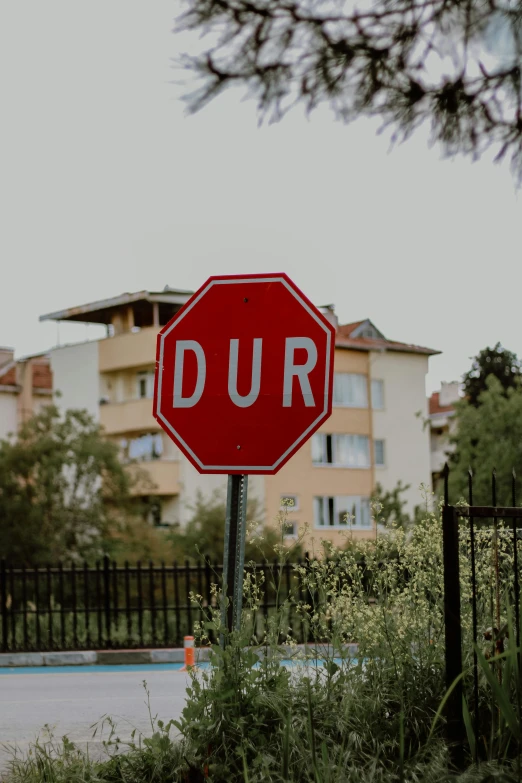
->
[221,474,248,643]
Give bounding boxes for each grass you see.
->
[3,659,521,783]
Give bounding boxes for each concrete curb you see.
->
[0,643,356,668]
[0,648,211,668]
[43,651,98,666]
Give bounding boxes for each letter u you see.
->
[228,338,263,408]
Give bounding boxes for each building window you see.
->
[360,325,379,338]
[123,432,163,462]
[137,371,155,399]
[371,379,385,409]
[280,494,299,511]
[312,434,332,464]
[314,496,371,529]
[374,439,385,467]
[312,434,370,468]
[333,373,368,408]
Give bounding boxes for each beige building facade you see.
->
[41,293,439,547]
[266,320,438,549]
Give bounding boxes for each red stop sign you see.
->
[153,273,335,474]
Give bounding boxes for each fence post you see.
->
[103,556,111,645]
[0,560,7,652]
[442,503,465,764]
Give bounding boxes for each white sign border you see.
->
[156,276,333,472]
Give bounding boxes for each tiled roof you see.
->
[337,321,364,337]
[335,319,439,356]
[429,392,456,415]
[0,364,16,386]
[336,334,440,356]
[0,358,53,391]
[32,361,53,390]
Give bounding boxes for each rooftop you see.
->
[0,353,52,392]
[38,293,440,357]
[336,319,440,357]
[0,364,16,387]
[39,287,193,326]
[429,391,459,416]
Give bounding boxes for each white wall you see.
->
[161,495,180,526]
[51,341,100,420]
[430,414,457,475]
[0,392,18,440]
[177,457,266,529]
[370,351,431,516]
[178,459,229,527]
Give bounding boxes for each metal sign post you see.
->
[221,474,248,642]
[152,272,336,648]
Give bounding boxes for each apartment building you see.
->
[429,381,460,488]
[264,318,438,546]
[41,290,439,545]
[0,348,53,440]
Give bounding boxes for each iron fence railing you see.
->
[442,465,522,765]
[0,557,316,653]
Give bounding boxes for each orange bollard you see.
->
[184,635,195,669]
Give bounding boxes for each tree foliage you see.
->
[178,0,522,178]
[0,405,149,565]
[372,480,412,529]
[165,490,300,562]
[448,375,522,504]
[463,342,521,406]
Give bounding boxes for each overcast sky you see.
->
[1,1,521,394]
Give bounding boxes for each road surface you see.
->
[0,664,191,774]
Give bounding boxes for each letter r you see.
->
[283,337,317,407]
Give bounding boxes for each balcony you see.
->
[127,459,180,496]
[99,327,158,373]
[99,398,160,435]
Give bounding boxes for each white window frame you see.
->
[311,433,332,465]
[333,373,368,408]
[374,439,386,468]
[311,433,371,468]
[371,379,385,410]
[313,496,372,529]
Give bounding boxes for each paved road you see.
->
[0,665,192,775]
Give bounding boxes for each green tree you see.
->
[178,0,522,179]
[0,405,149,565]
[372,481,412,529]
[463,342,521,407]
[165,490,299,562]
[448,375,522,505]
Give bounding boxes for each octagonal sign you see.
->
[153,273,335,474]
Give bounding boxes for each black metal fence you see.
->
[442,466,522,763]
[0,557,311,653]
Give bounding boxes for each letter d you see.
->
[173,341,206,408]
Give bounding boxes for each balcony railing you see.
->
[99,397,159,435]
[127,459,179,496]
[98,327,158,372]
